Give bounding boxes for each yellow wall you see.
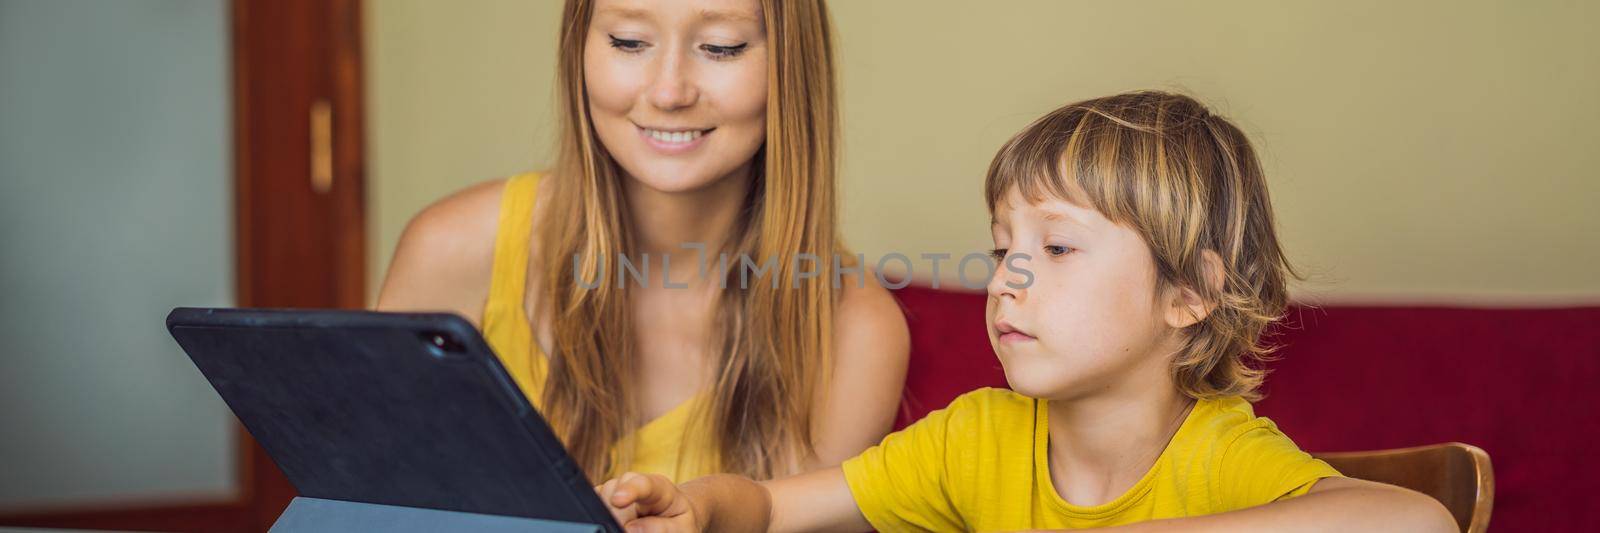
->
[367,0,1600,305]
[366,0,559,294]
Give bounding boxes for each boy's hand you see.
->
[596,472,704,532]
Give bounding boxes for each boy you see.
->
[598,91,1455,532]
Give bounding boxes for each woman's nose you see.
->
[647,52,699,111]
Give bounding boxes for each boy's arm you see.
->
[760,467,871,532]
[1067,478,1457,533]
[604,467,870,533]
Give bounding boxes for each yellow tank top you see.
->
[481,173,718,483]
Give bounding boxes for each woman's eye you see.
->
[608,35,647,52]
[1043,245,1072,257]
[988,248,1009,261]
[701,43,748,59]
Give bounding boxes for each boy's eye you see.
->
[988,248,1009,261]
[701,42,749,59]
[1043,245,1072,257]
[608,35,647,52]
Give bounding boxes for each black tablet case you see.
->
[166,307,622,532]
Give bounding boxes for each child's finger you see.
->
[596,478,638,523]
[608,472,650,507]
[613,472,684,517]
[597,478,619,506]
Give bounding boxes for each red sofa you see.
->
[889,285,1600,531]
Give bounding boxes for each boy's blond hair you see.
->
[985,91,1294,401]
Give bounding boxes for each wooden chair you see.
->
[1314,443,1493,533]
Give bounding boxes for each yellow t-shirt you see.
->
[842,388,1341,531]
[481,172,718,482]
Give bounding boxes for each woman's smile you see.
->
[636,123,715,154]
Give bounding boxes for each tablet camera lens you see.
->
[419,330,464,356]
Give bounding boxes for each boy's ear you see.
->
[1164,250,1226,329]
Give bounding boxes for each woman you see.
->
[376,0,909,483]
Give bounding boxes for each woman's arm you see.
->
[1083,477,1457,533]
[374,179,505,321]
[808,277,911,468]
[600,467,870,533]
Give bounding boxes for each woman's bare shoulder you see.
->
[834,273,910,359]
[808,274,911,465]
[374,178,511,324]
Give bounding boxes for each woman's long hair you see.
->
[536,0,843,481]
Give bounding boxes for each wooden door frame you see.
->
[230,0,368,526]
[0,0,365,530]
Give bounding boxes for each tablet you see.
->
[166,307,622,532]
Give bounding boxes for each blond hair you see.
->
[536,0,842,480]
[985,91,1293,401]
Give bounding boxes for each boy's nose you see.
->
[987,253,1030,302]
